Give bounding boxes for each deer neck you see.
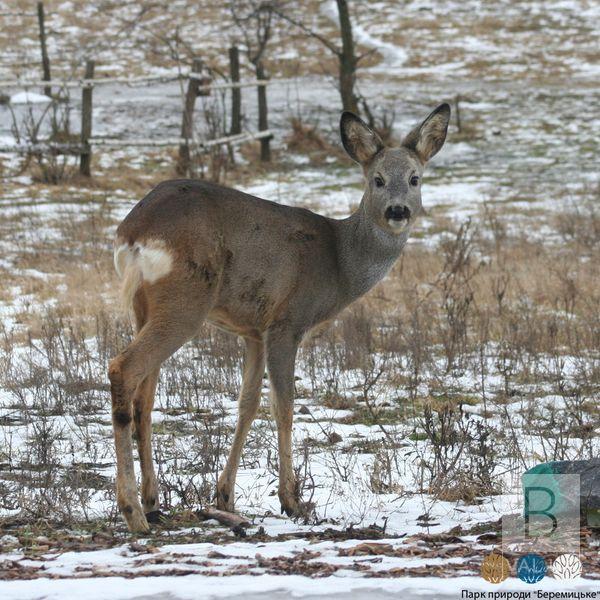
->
[335,196,408,305]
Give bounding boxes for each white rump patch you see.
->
[113,238,173,284]
[136,240,174,283]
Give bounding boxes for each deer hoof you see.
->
[215,487,234,512]
[124,507,150,534]
[145,510,165,524]
[280,496,315,521]
[279,491,299,517]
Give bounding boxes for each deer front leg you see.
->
[265,330,301,517]
[217,338,265,512]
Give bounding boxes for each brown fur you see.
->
[109,105,450,532]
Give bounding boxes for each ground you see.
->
[0,0,599,598]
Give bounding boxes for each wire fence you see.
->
[0,2,282,175]
[0,50,284,176]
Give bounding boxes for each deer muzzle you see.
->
[384,204,411,228]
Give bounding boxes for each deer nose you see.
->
[385,205,411,221]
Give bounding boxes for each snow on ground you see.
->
[1,326,598,596]
[1,550,599,600]
[1,1,599,597]
[8,92,51,105]
[3,573,598,600]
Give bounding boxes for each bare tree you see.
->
[231,0,277,160]
[231,1,275,67]
[274,0,366,114]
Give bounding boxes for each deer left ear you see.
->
[402,103,451,163]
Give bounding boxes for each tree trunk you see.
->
[256,61,271,162]
[177,57,204,176]
[79,60,95,177]
[37,2,51,97]
[336,0,358,114]
[229,46,242,135]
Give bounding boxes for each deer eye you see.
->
[410,175,420,187]
[374,176,385,188]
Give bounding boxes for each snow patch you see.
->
[10,91,52,105]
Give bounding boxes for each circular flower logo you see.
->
[481,553,510,583]
[552,554,582,580]
[517,553,547,583]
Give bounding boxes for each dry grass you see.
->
[3,159,599,360]
[0,0,598,527]
[0,162,598,520]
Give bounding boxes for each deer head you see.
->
[340,103,451,235]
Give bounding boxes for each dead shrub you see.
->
[418,400,500,502]
[320,390,356,411]
[556,194,600,253]
[285,116,344,164]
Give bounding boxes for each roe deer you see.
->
[109,104,450,532]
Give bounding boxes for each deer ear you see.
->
[340,111,384,165]
[402,103,451,163]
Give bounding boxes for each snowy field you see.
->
[1,0,599,598]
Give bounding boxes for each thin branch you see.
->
[271,8,341,56]
[356,47,378,65]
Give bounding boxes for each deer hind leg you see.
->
[217,337,265,512]
[133,368,160,519]
[109,313,201,533]
[265,330,301,517]
[130,291,160,520]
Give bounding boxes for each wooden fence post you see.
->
[229,46,241,135]
[79,59,95,177]
[37,1,51,97]
[455,94,462,133]
[256,62,270,162]
[177,57,205,175]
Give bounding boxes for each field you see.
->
[0,0,599,598]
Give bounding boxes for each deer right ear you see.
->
[340,112,384,165]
